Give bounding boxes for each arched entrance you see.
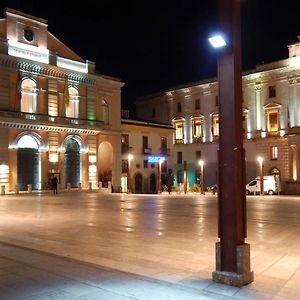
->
[149,173,156,193]
[134,173,143,193]
[64,138,80,187]
[17,135,40,191]
[98,142,113,187]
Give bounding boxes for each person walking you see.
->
[51,176,58,194]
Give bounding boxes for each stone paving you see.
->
[0,191,299,299]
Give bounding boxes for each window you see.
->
[215,95,219,107]
[143,160,148,168]
[192,117,203,141]
[177,102,182,113]
[66,87,79,118]
[212,114,219,137]
[269,86,276,98]
[267,111,279,133]
[175,120,184,141]
[177,152,182,164]
[142,136,149,153]
[161,137,167,154]
[196,150,201,160]
[195,99,200,110]
[122,160,128,173]
[121,134,129,153]
[270,146,278,160]
[21,78,37,113]
[100,100,109,124]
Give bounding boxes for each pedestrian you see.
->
[51,176,58,194]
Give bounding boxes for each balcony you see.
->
[0,110,104,131]
[160,147,170,155]
[192,137,202,143]
[174,139,184,144]
[142,147,152,154]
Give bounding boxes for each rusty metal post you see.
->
[212,0,253,287]
[183,161,188,193]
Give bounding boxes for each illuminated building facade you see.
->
[136,37,300,193]
[0,8,123,192]
[120,119,173,193]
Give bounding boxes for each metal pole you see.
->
[260,161,264,195]
[212,0,253,287]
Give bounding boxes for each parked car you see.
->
[245,175,281,195]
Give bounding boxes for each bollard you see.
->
[67,182,71,191]
[88,182,92,191]
[28,184,32,193]
[15,185,19,194]
[78,183,82,191]
[1,185,5,195]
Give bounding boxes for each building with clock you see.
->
[0,8,123,192]
[136,37,300,194]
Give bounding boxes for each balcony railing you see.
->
[160,147,170,155]
[122,144,133,154]
[0,110,104,129]
[142,147,152,154]
[174,138,184,144]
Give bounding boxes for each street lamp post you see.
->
[198,159,205,194]
[210,0,253,287]
[157,158,165,193]
[127,154,133,193]
[257,156,264,195]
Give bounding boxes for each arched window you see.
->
[264,103,281,136]
[101,100,109,124]
[66,87,79,118]
[21,78,37,113]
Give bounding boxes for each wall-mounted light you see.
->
[49,153,58,163]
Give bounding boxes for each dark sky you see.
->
[1,1,300,114]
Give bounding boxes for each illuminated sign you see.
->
[148,156,165,163]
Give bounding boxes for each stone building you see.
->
[136,37,300,193]
[0,8,123,192]
[121,118,173,193]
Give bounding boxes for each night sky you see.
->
[1,0,300,115]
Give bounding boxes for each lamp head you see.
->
[208,34,227,48]
[128,154,133,161]
[257,156,263,164]
[198,159,204,167]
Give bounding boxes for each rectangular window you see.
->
[215,95,219,107]
[212,114,219,136]
[121,134,129,153]
[143,160,148,168]
[270,146,278,160]
[195,98,200,110]
[122,160,128,173]
[177,152,182,164]
[196,150,201,160]
[192,118,203,140]
[142,136,148,149]
[267,111,278,133]
[269,86,276,98]
[177,102,182,113]
[161,136,167,154]
[175,121,184,140]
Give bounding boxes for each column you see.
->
[255,85,262,131]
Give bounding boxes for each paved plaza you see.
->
[0,191,299,299]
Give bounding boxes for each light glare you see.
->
[208,35,227,48]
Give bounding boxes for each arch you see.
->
[98,141,113,186]
[149,173,156,193]
[134,173,143,193]
[15,133,42,191]
[64,137,81,187]
[11,131,45,150]
[20,77,37,113]
[269,167,280,176]
[61,135,86,152]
